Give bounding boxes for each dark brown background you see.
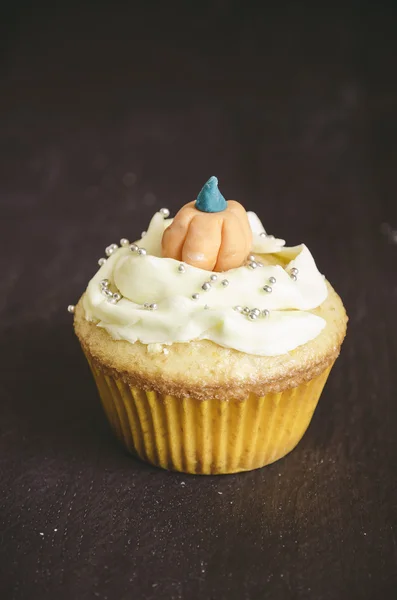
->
[1,1,397,599]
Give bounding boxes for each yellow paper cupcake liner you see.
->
[84,353,332,474]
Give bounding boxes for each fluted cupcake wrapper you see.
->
[84,352,332,474]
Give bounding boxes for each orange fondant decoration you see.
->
[161,201,252,271]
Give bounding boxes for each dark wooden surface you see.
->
[1,2,397,599]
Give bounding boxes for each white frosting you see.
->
[83,211,328,356]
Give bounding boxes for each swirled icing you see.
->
[82,211,328,356]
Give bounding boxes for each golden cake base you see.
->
[85,352,332,475]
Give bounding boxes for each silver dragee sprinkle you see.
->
[105,244,118,256]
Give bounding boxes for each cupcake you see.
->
[71,176,347,474]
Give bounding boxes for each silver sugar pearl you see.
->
[138,248,147,256]
[149,303,157,311]
[251,308,261,316]
[103,288,113,298]
[248,254,256,261]
[143,302,150,309]
[160,208,170,218]
[105,244,118,256]
[210,274,218,281]
[248,261,258,269]
[120,238,129,247]
[248,312,258,320]
[192,293,200,300]
[234,305,243,313]
[269,276,276,284]
[100,279,109,288]
[221,279,229,287]
[178,264,186,273]
[130,243,139,252]
[263,285,272,293]
[98,257,106,266]
[259,232,267,237]
[108,297,118,304]
[262,309,270,317]
[113,293,121,301]
[141,231,147,238]
[202,282,211,291]
[290,267,299,275]
[243,307,250,315]
[204,304,210,310]
[67,304,75,314]
[290,274,297,281]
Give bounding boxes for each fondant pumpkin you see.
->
[162,177,252,271]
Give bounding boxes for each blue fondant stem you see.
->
[195,176,227,213]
